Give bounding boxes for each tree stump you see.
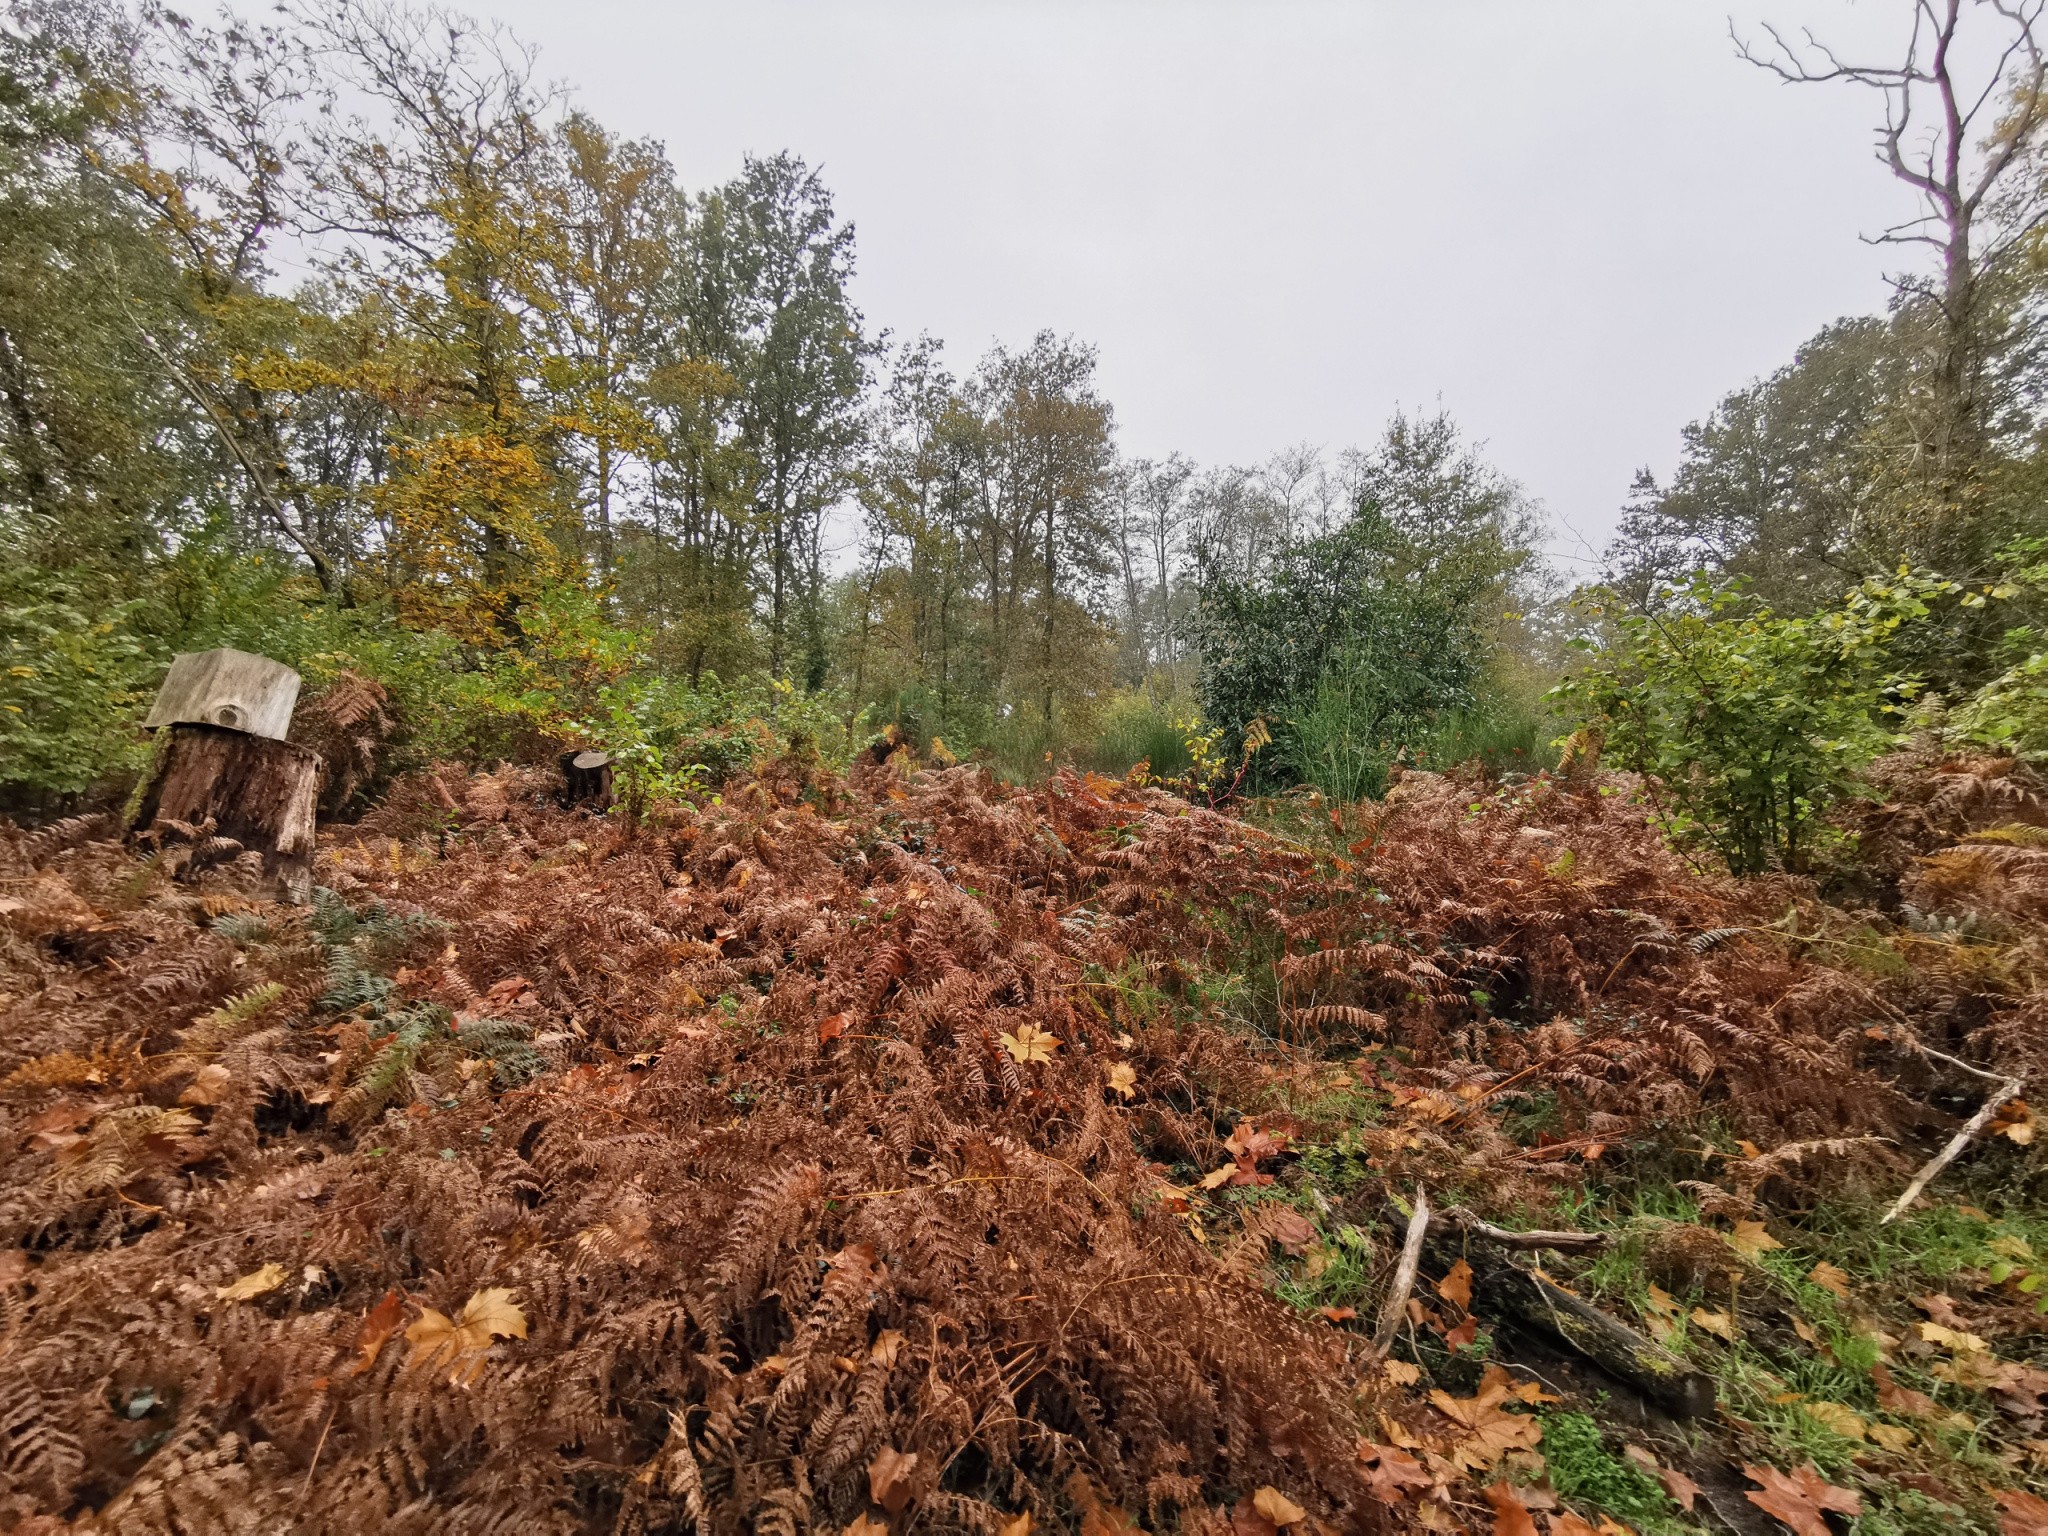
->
[559,750,614,810]
[130,724,321,902]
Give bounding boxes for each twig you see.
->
[1371,1185,1429,1358]
[1436,1206,1610,1254]
[1882,1072,2024,1224]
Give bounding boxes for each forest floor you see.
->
[1,745,2045,1535]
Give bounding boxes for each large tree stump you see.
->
[130,724,321,902]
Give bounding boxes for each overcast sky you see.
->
[470,0,1931,570]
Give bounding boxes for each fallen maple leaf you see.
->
[1917,1320,1988,1353]
[1641,1282,1684,1344]
[215,1262,287,1303]
[1997,1489,2048,1536]
[1807,1260,1851,1300]
[406,1287,527,1384]
[1106,1062,1137,1100]
[1320,1304,1358,1323]
[1690,1306,1736,1341]
[1484,1482,1539,1536]
[1548,1515,1601,1536]
[1358,1441,1432,1505]
[1868,1424,1914,1452]
[868,1446,918,1514]
[1729,1220,1783,1260]
[1430,1379,1542,1470]
[1658,1464,1701,1512]
[818,1012,849,1042]
[1199,1165,1236,1190]
[1000,1024,1060,1065]
[842,1517,889,1536]
[1382,1358,1422,1386]
[1256,1206,1318,1255]
[1743,1462,1861,1536]
[1251,1486,1307,1527]
[1871,1363,1938,1418]
[1438,1258,1474,1314]
[1799,1400,1867,1440]
[179,1063,232,1106]
[870,1329,906,1369]
[997,1516,1033,1536]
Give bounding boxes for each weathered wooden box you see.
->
[142,648,301,740]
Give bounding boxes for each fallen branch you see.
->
[1436,1206,1609,1254]
[1445,1241,1715,1418]
[1881,1072,2024,1225]
[1371,1184,1429,1357]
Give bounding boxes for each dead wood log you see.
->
[559,749,614,810]
[1371,1185,1430,1358]
[130,723,320,902]
[1441,1239,1715,1418]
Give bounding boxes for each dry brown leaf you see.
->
[842,1518,889,1536]
[1658,1465,1701,1512]
[1252,1486,1307,1527]
[1872,1363,1939,1418]
[1437,1258,1474,1314]
[1742,1462,1861,1536]
[1357,1441,1432,1505]
[1199,1165,1237,1190]
[1484,1483,1539,1536]
[179,1063,232,1106]
[215,1262,286,1304]
[996,1516,1033,1536]
[1997,1489,2048,1536]
[817,1012,849,1042]
[1807,1261,1852,1300]
[1642,1283,1683,1344]
[870,1328,906,1369]
[1548,1515,1601,1536]
[1106,1062,1137,1100]
[1430,1380,1543,1470]
[867,1445,918,1514]
[1382,1358,1422,1386]
[345,1288,407,1376]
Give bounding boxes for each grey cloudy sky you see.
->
[473,0,1929,568]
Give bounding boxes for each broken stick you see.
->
[1882,1072,2025,1224]
[1371,1184,1429,1357]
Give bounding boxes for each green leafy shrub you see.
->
[1552,572,1961,874]
[0,583,154,799]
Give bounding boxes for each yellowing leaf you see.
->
[1867,1423,1914,1452]
[1199,1165,1236,1190]
[1807,1261,1852,1300]
[870,1329,906,1369]
[1799,1400,1867,1440]
[1382,1358,1422,1386]
[1642,1283,1683,1344]
[406,1286,527,1384]
[868,1445,918,1514]
[215,1262,287,1303]
[1791,1314,1819,1345]
[1000,1024,1060,1065]
[1743,1462,1860,1536]
[1729,1220,1783,1261]
[1429,1379,1542,1470]
[1107,1062,1137,1100]
[1917,1320,1988,1353]
[1690,1307,1736,1341]
[1252,1486,1308,1526]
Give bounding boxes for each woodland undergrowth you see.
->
[0,748,2044,1534]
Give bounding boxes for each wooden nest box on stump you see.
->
[130,648,321,902]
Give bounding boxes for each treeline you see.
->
[0,0,1545,806]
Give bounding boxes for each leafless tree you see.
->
[1736,1,2048,506]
